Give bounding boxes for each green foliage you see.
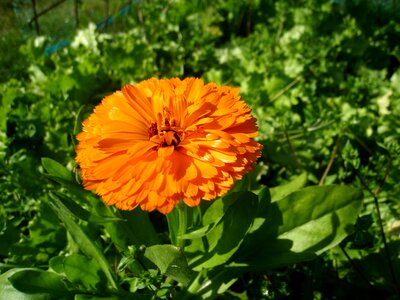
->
[0,268,54,300]
[235,185,363,269]
[1,0,400,299]
[144,245,192,285]
[8,269,71,298]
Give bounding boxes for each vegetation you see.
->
[0,0,399,299]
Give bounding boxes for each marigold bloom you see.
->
[76,78,262,214]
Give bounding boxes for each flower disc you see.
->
[76,78,262,214]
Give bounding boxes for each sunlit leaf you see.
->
[63,254,104,292]
[233,185,363,269]
[8,269,70,298]
[144,244,193,285]
[270,172,308,202]
[191,191,258,270]
[0,268,52,300]
[41,157,74,183]
[48,193,119,292]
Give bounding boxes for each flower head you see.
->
[76,78,262,214]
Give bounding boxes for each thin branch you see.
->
[74,0,80,28]
[29,0,67,25]
[270,77,302,102]
[355,163,399,296]
[319,136,341,186]
[284,129,302,170]
[340,244,374,289]
[374,156,392,196]
[30,0,40,34]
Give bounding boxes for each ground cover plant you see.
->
[0,0,399,299]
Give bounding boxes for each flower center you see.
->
[148,122,183,147]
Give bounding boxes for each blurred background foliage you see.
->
[0,0,400,299]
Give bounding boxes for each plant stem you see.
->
[355,164,399,296]
[270,76,301,102]
[340,245,374,289]
[371,194,399,296]
[284,128,302,170]
[177,201,188,249]
[319,135,341,186]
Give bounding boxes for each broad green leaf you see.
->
[247,187,271,234]
[201,196,229,226]
[100,203,160,249]
[144,244,193,285]
[74,293,149,300]
[117,209,160,247]
[47,176,91,201]
[8,269,70,298]
[269,172,308,202]
[200,190,246,230]
[41,158,91,203]
[49,256,65,274]
[233,185,363,269]
[195,269,242,300]
[48,193,119,292]
[53,192,91,221]
[191,191,258,271]
[0,268,51,300]
[63,254,104,292]
[257,186,271,213]
[54,192,123,224]
[179,223,214,240]
[41,157,74,183]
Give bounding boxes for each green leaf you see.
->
[26,200,66,248]
[201,197,227,226]
[48,193,119,292]
[191,191,258,271]
[8,269,70,298]
[41,157,74,183]
[41,158,92,207]
[180,223,215,240]
[144,244,193,285]
[54,192,123,224]
[233,185,363,269]
[195,269,242,300]
[0,268,52,300]
[49,256,65,274]
[270,172,308,202]
[63,254,104,292]
[257,186,271,213]
[74,293,148,300]
[53,192,91,221]
[100,204,160,249]
[247,187,271,234]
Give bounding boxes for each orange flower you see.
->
[76,78,262,214]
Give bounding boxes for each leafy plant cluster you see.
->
[0,0,399,299]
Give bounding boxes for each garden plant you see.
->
[0,0,399,299]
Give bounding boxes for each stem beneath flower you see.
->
[177,201,188,249]
[166,200,189,248]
